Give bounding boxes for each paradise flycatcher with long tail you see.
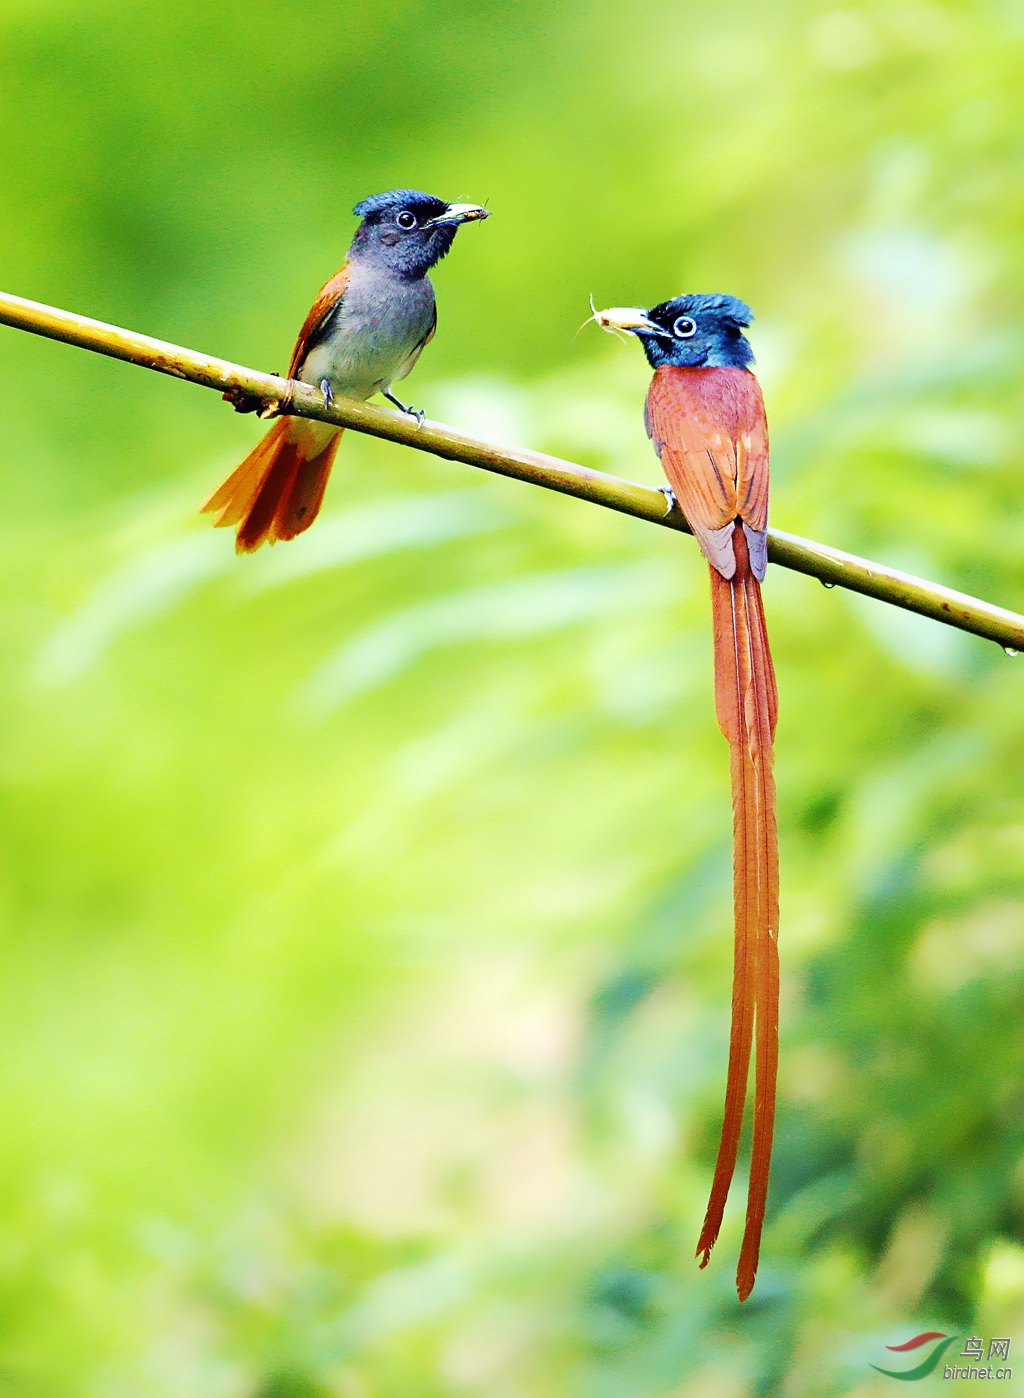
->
[203,190,489,552]
[593,295,777,1301]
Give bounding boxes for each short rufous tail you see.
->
[201,417,343,553]
[695,525,779,1302]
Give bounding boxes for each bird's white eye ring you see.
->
[673,315,697,338]
[396,210,417,230]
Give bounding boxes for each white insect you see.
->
[580,295,658,341]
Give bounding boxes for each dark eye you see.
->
[395,210,417,230]
[673,315,697,338]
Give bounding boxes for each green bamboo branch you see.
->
[1,287,1022,652]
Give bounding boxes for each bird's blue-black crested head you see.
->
[623,294,755,371]
[349,189,488,279]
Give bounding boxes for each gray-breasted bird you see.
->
[202,189,488,552]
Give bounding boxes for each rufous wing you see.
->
[286,262,353,379]
[645,366,769,580]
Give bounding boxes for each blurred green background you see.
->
[1,1,1024,1393]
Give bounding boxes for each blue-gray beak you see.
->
[423,203,490,230]
[592,306,663,334]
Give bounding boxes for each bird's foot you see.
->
[223,386,263,415]
[224,374,290,419]
[320,379,334,409]
[384,390,426,426]
[658,485,678,517]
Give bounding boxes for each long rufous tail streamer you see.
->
[695,525,779,1300]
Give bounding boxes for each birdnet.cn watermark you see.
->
[870,1331,1013,1381]
[945,1336,1012,1381]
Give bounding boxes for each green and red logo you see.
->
[871,1332,959,1381]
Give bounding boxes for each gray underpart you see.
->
[700,520,768,582]
[743,523,768,582]
[701,521,738,580]
[299,257,436,403]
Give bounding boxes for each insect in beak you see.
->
[422,203,490,229]
[590,302,667,335]
[583,298,670,341]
